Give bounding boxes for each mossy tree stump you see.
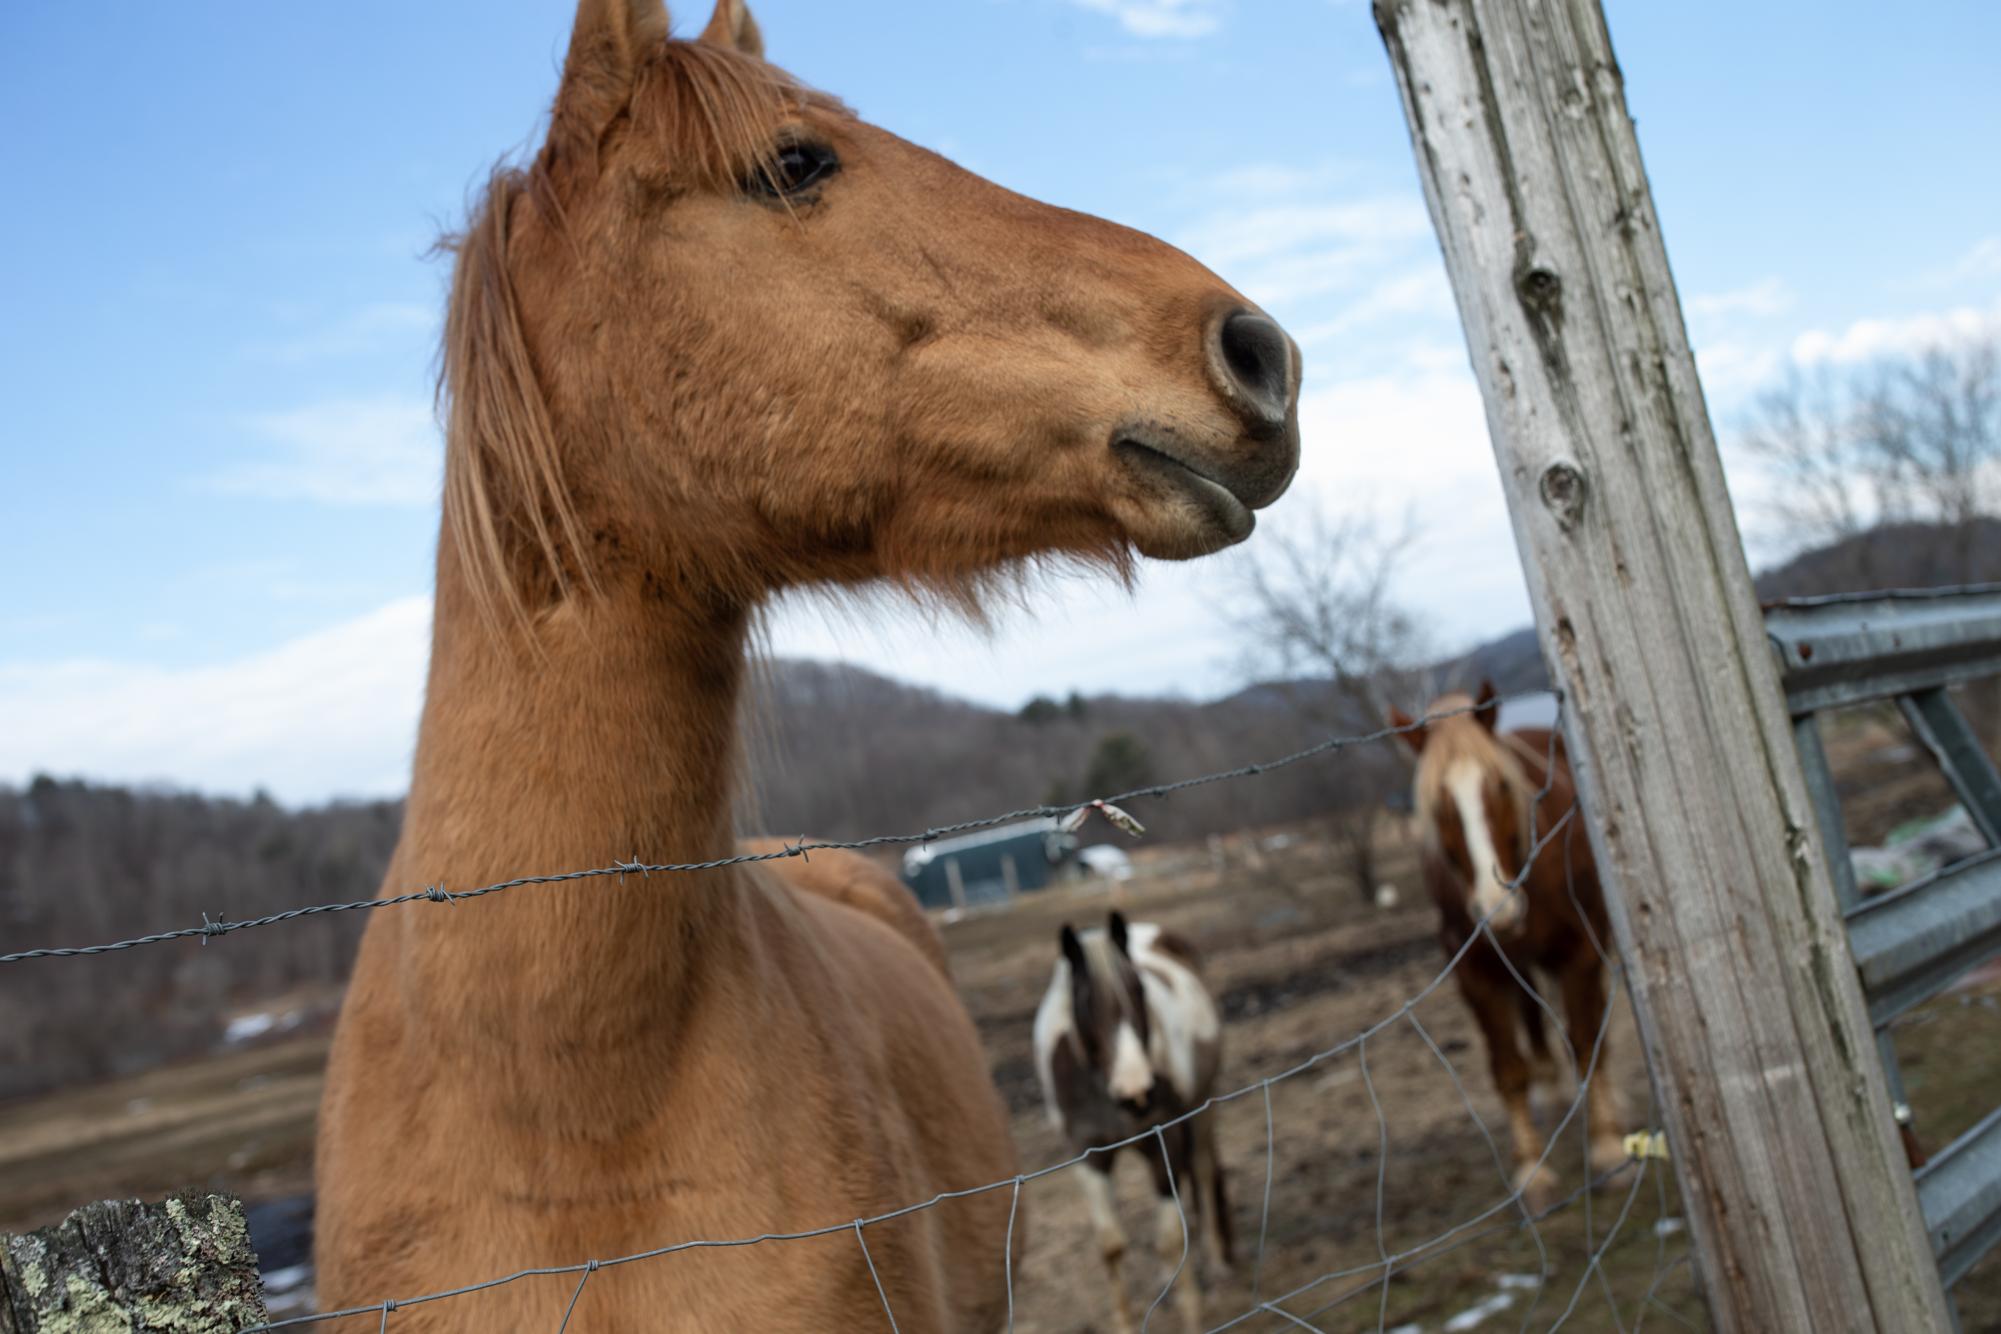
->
[0,1192,267,1333]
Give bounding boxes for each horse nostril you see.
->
[1208,308,1298,438]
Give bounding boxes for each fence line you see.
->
[6,682,1697,1330]
[1,698,1506,966]
[201,691,1686,1334]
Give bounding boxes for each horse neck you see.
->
[389,540,753,1100]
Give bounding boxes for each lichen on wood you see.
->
[0,1192,267,1333]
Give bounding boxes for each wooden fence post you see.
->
[1,1192,268,1332]
[1372,2,1952,1330]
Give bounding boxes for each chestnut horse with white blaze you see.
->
[1033,913,1231,1334]
[1387,683,1627,1207]
[311,0,1302,1328]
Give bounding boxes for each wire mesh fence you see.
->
[2,690,1702,1333]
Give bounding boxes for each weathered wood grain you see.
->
[1,1193,267,1333]
[1372,1,1952,1329]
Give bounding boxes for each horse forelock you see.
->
[1411,710,1538,866]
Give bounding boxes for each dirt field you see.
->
[3,747,1997,1330]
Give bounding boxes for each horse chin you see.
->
[1110,471,1258,561]
[1481,891,1529,942]
[1132,507,1257,561]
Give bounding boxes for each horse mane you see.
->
[436,40,849,636]
[1410,694,1538,858]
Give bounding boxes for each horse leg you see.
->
[1191,1108,1233,1276]
[1080,1156,1139,1334]
[1145,1122,1205,1334]
[1517,974,1563,1100]
[1559,955,1630,1180]
[1458,950,1556,1208]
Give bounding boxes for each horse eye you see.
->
[746,142,839,198]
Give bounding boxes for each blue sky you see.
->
[4,0,1999,800]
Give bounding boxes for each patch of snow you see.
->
[262,1264,312,1295]
[225,1012,278,1044]
[1077,844,1135,880]
[223,1007,305,1045]
[1655,1217,1686,1238]
[1443,1292,1515,1331]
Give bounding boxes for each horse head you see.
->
[441,0,1303,639]
[1391,680,1535,937]
[1059,911,1158,1116]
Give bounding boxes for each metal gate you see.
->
[1768,586,2001,1301]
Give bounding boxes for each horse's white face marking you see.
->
[1108,1019,1152,1102]
[1447,758,1520,931]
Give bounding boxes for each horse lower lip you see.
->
[1115,438,1256,524]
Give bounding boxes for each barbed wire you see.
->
[1,697,1513,965]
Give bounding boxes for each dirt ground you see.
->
[3,704,1997,1331]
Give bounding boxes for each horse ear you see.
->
[553,0,670,150]
[699,0,764,57]
[1474,679,1500,732]
[1388,706,1427,753]
[1059,924,1086,970]
[1107,910,1130,957]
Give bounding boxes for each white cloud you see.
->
[1901,235,2001,291]
[1953,236,2001,281]
[1175,195,1434,310]
[0,598,431,803]
[1687,278,1793,323]
[1065,0,1224,38]
[1292,267,1453,345]
[250,302,435,364]
[1180,197,1431,269]
[1693,339,1783,399]
[1791,294,2001,366]
[208,394,441,506]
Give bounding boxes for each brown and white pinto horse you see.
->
[1034,912,1231,1334]
[311,0,1300,1328]
[1388,683,1627,1207]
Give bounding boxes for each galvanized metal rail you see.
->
[1768,586,2001,1302]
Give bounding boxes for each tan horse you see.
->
[311,0,1302,1328]
[1388,683,1626,1208]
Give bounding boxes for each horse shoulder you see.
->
[742,838,952,978]
[1142,925,1204,974]
[1131,932,1223,1101]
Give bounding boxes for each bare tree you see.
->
[1231,502,1437,718]
[1227,501,1437,901]
[1739,363,1878,551]
[1858,336,2000,576]
[1740,333,2000,577]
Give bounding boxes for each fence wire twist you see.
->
[6,689,1696,1332]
